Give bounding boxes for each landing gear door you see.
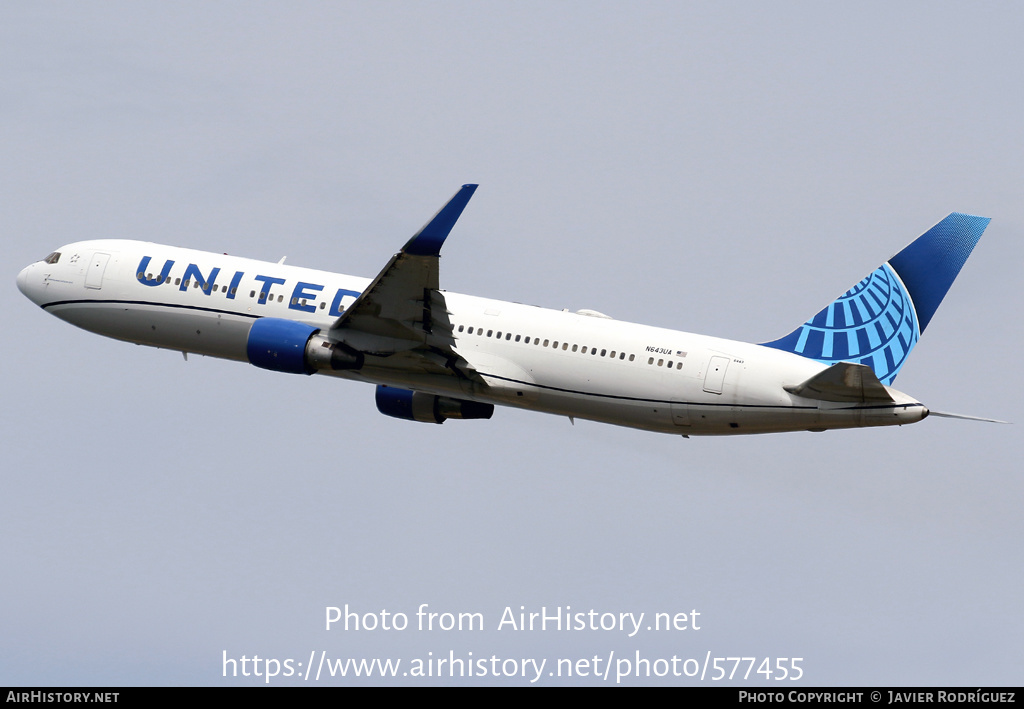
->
[703,356,730,394]
[85,252,110,290]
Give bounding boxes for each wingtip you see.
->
[402,184,479,256]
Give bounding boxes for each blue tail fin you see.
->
[762,213,990,384]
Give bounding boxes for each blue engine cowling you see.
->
[375,385,494,424]
[246,318,362,375]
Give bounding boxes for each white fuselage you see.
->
[17,239,928,435]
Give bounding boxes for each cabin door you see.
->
[85,252,110,290]
[703,356,730,394]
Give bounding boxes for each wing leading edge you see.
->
[326,184,483,381]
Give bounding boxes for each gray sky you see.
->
[3,2,1021,686]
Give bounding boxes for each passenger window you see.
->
[506,333,512,340]
[515,335,521,342]
[581,346,588,354]
[601,349,607,357]
[658,359,664,366]
[468,327,474,334]
[562,343,568,350]
[572,344,578,352]
[629,354,635,362]
[524,337,530,344]
[487,330,493,337]
[676,362,683,369]
[648,357,654,365]
[458,325,464,332]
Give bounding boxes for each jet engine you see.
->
[375,385,494,424]
[246,318,363,375]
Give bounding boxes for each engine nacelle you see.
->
[375,385,494,424]
[246,318,363,375]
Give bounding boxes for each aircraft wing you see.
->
[326,184,484,382]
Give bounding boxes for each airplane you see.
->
[16,185,997,436]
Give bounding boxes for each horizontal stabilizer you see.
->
[785,362,894,403]
[927,410,1010,424]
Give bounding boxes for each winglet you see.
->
[402,184,478,256]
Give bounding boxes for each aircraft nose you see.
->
[17,264,31,296]
[17,262,43,305]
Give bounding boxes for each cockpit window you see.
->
[44,252,61,264]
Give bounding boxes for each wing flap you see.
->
[324,185,483,385]
[328,184,478,342]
